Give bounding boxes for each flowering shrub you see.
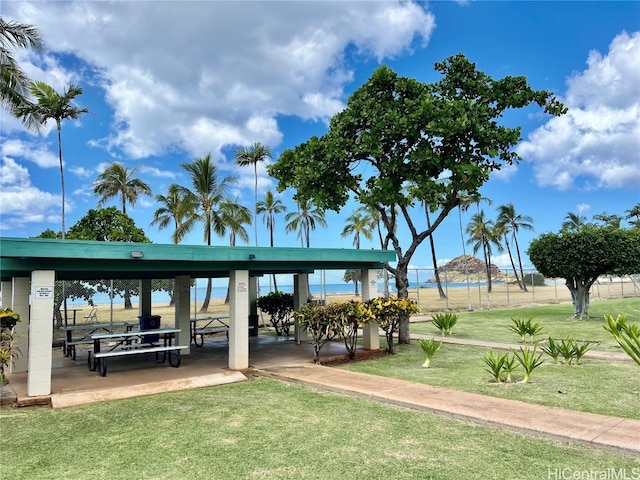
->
[0,308,22,385]
[368,297,420,353]
[257,291,295,336]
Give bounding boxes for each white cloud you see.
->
[4,1,434,162]
[1,138,59,168]
[517,31,640,191]
[0,157,61,230]
[576,203,591,214]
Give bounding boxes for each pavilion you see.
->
[0,237,395,397]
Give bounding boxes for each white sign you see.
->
[35,286,54,299]
[236,282,247,293]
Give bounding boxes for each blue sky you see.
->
[2,1,639,283]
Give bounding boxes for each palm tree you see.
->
[285,198,327,248]
[220,197,252,304]
[341,211,373,249]
[150,184,193,243]
[94,162,152,214]
[592,211,622,229]
[466,210,501,294]
[14,81,89,238]
[561,212,586,232]
[174,153,238,312]
[235,142,272,247]
[496,203,534,292]
[625,203,640,229]
[256,190,287,290]
[1,17,43,130]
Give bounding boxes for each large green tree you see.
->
[0,16,43,129]
[150,184,192,244]
[269,54,565,343]
[174,153,237,312]
[528,227,640,318]
[94,162,152,214]
[14,81,89,238]
[284,198,327,248]
[466,210,501,294]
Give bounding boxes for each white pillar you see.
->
[361,269,380,350]
[293,274,309,344]
[174,276,191,354]
[11,277,30,373]
[229,270,249,370]
[28,270,55,396]
[1,280,12,308]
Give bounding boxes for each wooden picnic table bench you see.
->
[60,322,137,360]
[87,328,186,377]
[190,316,229,346]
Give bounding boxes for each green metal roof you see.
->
[0,237,396,281]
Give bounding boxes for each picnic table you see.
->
[190,316,230,346]
[88,327,187,377]
[60,322,137,360]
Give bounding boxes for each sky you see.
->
[1,1,639,285]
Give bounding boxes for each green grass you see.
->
[1,378,638,479]
[412,298,640,352]
[340,342,640,419]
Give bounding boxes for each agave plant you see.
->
[512,345,544,383]
[501,353,518,383]
[556,338,576,365]
[603,313,640,366]
[509,317,544,343]
[431,313,459,336]
[483,350,507,383]
[571,340,595,365]
[417,338,442,368]
[540,337,561,365]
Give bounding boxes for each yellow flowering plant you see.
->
[368,297,420,353]
[0,308,22,385]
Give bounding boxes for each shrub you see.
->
[540,337,561,365]
[522,272,546,287]
[0,308,22,385]
[431,313,458,336]
[483,350,507,383]
[257,291,295,336]
[295,304,340,364]
[368,297,420,353]
[332,301,375,360]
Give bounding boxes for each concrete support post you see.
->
[229,270,249,370]
[361,269,380,350]
[138,279,152,318]
[11,277,30,373]
[293,274,309,344]
[1,281,12,308]
[174,276,191,354]
[27,270,55,396]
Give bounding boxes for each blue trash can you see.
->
[139,315,161,343]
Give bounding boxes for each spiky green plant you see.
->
[571,340,595,365]
[556,338,576,365]
[508,317,544,343]
[431,312,459,336]
[483,350,507,383]
[603,314,640,366]
[540,337,561,365]
[512,346,544,383]
[501,353,518,383]
[417,338,442,368]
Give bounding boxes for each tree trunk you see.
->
[124,290,133,310]
[426,211,446,299]
[514,235,528,292]
[566,277,594,318]
[200,277,212,312]
[504,238,524,290]
[395,261,411,344]
[354,281,359,295]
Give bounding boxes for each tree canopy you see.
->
[269,53,565,343]
[528,227,640,318]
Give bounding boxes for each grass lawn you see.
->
[410,298,640,352]
[1,378,638,480]
[339,342,640,419]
